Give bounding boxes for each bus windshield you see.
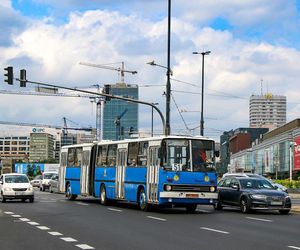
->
[162,139,215,172]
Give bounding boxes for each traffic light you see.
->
[20,69,26,87]
[4,66,13,85]
[103,84,111,101]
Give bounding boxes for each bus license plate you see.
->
[186,194,199,198]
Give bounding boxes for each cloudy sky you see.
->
[1,0,300,141]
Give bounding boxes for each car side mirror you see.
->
[231,184,239,190]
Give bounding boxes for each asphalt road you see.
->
[0,190,300,250]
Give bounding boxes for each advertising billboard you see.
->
[294,136,300,171]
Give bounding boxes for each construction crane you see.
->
[0,89,102,140]
[0,120,93,133]
[79,61,137,84]
[114,108,128,140]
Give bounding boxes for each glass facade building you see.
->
[102,83,138,140]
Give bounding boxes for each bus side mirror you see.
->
[215,151,219,157]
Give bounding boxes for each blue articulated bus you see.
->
[60,135,218,212]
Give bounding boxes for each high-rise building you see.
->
[249,93,286,129]
[29,133,54,162]
[0,136,30,161]
[102,83,138,140]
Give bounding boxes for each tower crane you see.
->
[0,89,101,140]
[79,61,137,84]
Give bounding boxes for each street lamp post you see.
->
[151,103,159,136]
[192,50,211,136]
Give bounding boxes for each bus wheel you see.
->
[185,204,197,213]
[100,185,107,205]
[66,184,77,201]
[138,188,148,211]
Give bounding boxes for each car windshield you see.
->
[5,175,29,183]
[34,175,42,180]
[44,173,55,179]
[240,179,275,190]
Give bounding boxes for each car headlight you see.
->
[250,194,267,200]
[165,185,172,191]
[4,187,12,191]
[285,195,291,200]
[210,186,216,192]
[28,187,33,191]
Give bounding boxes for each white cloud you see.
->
[1,3,300,141]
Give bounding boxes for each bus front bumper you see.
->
[160,191,217,199]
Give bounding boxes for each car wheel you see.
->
[100,185,107,205]
[240,197,251,213]
[279,209,290,215]
[138,188,148,211]
[66,184,77,201]
[185,204,197,213]
[214,200,223,210]
[29,198,34,203]
[0,193,6,203]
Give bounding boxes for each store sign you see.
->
[294,136,300,171]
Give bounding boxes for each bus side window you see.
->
[107,144,117,167]
[138,141,148,166]
[100,145,108,167]
[75,147,83,167]
[96,146,102,166]
[128,142,138,166]
[68,148,75,166]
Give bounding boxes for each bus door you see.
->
[116,149,127,199]
[80,149,91,195]
[147,147,159,204]
[59,150,67,193]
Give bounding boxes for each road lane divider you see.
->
[107,208,122,212]
[75,244,95,249]
[246,217,273,222]
[76,202,89,206]
[37,226,51,230]
[147,216,166,221]
[288,246,300,250]
[48,232,63,236]
[4,211,14,215]
[200,227,230,234]
[61,237,77,242]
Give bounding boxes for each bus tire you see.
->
[100,185,107,205]
[138,188,148,211]
[185,204,197,213]
[66,183,77,201]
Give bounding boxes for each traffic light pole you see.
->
[13,78,166,135]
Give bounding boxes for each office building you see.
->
[102,83,138,140]
[29,132,54,162]
[0,136,30,161]
[249,93,286,129]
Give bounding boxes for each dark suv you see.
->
[215,176,291,214]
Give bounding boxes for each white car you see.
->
[0,173,34,203]
[30,175,42,187]
[40,172,57,191]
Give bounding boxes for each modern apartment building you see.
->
[29,133,54,162]
[249,93,286,129]
[0,136,30,160]
[102,83,138,140]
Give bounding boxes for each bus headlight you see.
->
[165,185,172,191]
[210,186,216,192]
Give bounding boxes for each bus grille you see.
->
[165,185,212,192]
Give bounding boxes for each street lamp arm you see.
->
[19,79,166,136]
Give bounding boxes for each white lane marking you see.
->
[11,214,21,218]
[37,226,50,230]
[4,211,14,215]
[48,232,63,236]
[60,237,77,242]
[147,216,167,221]
[28,221,40,226]
[39,201,57,203]
[288,246,300,250]
[76,244,95,249]
[107,208,122,212]
[197,209,210,213]
[246,217,273,222]
[200,227,230,234]
[19,218,30,222]
[76,202,89,206]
